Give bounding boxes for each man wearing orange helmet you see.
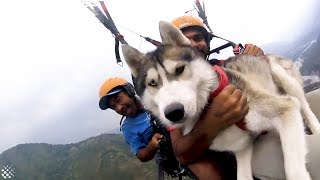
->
[99,77,163,162]
[171,15,264,60]
[168,15,265,179]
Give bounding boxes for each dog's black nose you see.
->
[164,103,185,122]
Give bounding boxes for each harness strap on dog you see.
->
[209,65,248,131]
[167,127,175,131]
[209,65,229,98]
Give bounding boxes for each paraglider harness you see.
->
[148,112,197,180]
[119,111,196,180]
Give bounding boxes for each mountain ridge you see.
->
[0,134,158,180]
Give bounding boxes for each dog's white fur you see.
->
[122,21,320,180]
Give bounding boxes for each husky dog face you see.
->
[122,21,218,129]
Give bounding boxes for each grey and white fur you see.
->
[122,21,320,180]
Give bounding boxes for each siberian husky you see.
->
[121,21,320,180]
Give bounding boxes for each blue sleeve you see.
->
[122,124,147,155]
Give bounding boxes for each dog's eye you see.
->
[175,65,185,76]
[148,79,157,87]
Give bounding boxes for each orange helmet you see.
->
[171,15,207,31]
[171,15,212,47]
[98,77,135,110]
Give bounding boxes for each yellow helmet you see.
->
[98,77,135,110]
[171,15,207,31]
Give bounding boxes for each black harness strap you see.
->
[115,37,123,66]
[147,112,196,179]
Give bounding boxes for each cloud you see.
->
[0,0,131,153]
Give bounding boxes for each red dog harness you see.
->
[209,65,248,131]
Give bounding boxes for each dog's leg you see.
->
[300,98,320,134]
[268,57,320,134]
[235,144,254,180]
[276,97,311,180]
[285,86,320,134]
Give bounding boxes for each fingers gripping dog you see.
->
[121,21,319,180]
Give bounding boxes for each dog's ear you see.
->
[122,44,146,78]
[159,21,191,46]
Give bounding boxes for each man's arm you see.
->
[136,133,162,162]
[171,85,249,164]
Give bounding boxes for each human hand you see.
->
[149,133,163,149]
[243,44,264,56]
[169,85,248,163]
[201,85,249,132]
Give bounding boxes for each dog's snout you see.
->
[164,103,185,122]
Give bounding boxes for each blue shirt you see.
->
[122,112,155,155]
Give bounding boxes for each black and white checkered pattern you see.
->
[1,165,15,179]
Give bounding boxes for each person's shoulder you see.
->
[121,117,133,134]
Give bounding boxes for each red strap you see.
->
[115,33,124,41]
[235,120,268,134]
[167,126,175,131]
[233,43,245,55]
[209,65,229,99]
[209,65,249,131]
[235,120,247,131]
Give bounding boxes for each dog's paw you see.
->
[310,124,320,134]
[286,168,311,180]
[306,114,320,134]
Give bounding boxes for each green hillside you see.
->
[0,134,158,180]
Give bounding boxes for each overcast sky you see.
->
[0,0,318,153]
